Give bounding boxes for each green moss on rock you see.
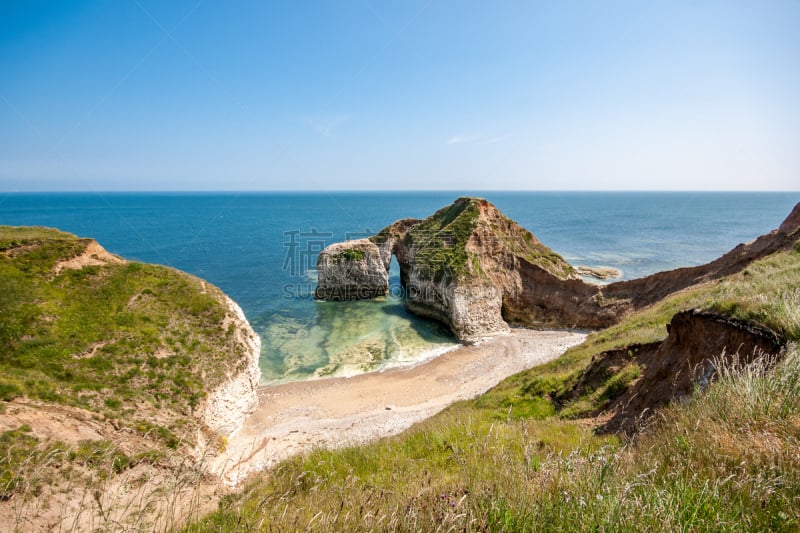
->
[336,248,366,262]
[405,197,483,283]
[402,197,574,284]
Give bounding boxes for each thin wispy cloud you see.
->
[446,135,477,145]
[305,114,350,137]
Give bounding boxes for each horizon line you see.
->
[2,189,799,194]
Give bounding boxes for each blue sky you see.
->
[1,0,798,191]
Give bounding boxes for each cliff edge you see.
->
[199,295,261,437]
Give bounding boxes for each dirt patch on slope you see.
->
[52,240,124,275]
[0,400,108,443]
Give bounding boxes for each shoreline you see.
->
[261,340,463,385]
[212,328,587,485]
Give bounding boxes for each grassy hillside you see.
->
[0,226,248,427]
[188,245,800,531]
[0,226,252,510]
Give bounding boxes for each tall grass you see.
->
[186,343,800,531]
[0,428,220,532]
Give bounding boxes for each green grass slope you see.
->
[1,226,253,506]
[189,244,800,531]
[1,227,248,427]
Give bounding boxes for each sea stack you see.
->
[314,238,389,300]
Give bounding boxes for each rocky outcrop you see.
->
[315,239,389,300]
[200,296,262,437]
[570,310,787,434]
[369,198,580,342]
[316,196,615,340]
[315,198,800,342]
[0,226,266,530]
[576,266,622,280]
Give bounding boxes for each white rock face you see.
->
[405,272,509,344]
[449,284,510,342]
[200,295,261,437]
[315,239,389,300]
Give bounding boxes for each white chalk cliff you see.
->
[200,295,261,437]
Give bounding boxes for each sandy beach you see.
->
[213,328,586,485]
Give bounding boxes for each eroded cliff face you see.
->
[395,198,580,341]
[567,310,787,434]
[315,198,800,342]
[507,201,800,329]
[317,196,620,340]
[199,295,262,437]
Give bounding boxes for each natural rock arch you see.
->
[315,198,800,343]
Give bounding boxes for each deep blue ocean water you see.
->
[1,191,798,382]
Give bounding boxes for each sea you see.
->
[1,191,797,384]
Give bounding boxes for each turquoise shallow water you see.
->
[1,191,797,383]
